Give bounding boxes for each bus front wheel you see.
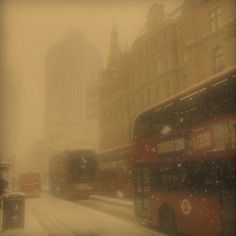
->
[159,205,177,236]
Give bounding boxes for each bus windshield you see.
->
[69,153,96,179]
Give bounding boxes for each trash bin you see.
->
[2,192,25,231]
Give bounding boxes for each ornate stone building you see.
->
[99,25,131,151]
[178,0,236,84]
[98,0,236,151]
[130,0,236,118]
[130,3,180,118]
[85,80,100,149]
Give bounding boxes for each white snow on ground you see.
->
[90,195,133,208]
[31,194,164,236]
[1,194,165,236]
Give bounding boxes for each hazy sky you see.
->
[3,0,182,155]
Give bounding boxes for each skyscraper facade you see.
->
[45,31,102,150]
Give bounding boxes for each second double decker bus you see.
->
[49,148,97,199]
[18,171,41,198]
[132,66,236,236]
[96,145,133,198]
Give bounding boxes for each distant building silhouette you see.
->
[99,25,131,151]
[108,22,122,67]
[0,68,20,163]
[45,31,102,150]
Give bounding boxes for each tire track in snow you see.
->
[32,207,74,236]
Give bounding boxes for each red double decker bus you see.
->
[18,171,41,198]
[97,145,133,198]
[132,66,236,236]
[49,148,97,199]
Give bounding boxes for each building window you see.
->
[180,52,188,65]
[146,90,151,106]
[132,98,136,113]
[178,25,185,43]
[166,80,170,97]
[156,59,161,75]
[179,74,186,90]
[155,85,159,101]
[209,6,222,32]
[213,47,224,73]
[164,54,169,72]
[171,79,179,95]
[131,72,136,89]
[140,94,144,109]
[147,63,151,80]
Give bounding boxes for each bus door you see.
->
[220,190,236,235]
[134,167,152,223]
[219,160,236,235]
[134,167,143,217]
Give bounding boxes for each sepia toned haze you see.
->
[1,0,182,168]
[0,1,235,235]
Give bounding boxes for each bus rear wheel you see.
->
[159,205,177,236]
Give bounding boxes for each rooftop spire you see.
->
[108,21,121,67]
[124,37,130,51]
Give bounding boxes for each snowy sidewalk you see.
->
[26,194,163,236]
[90,195,133,209]
[1,194,164,236]
[0,199,48,236]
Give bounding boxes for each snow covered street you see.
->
[1,194,165,236]
[75,195,135,222]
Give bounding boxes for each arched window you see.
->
[209,6,222,32]
[213,47,224,73]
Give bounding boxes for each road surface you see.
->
[1,193,165,236]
